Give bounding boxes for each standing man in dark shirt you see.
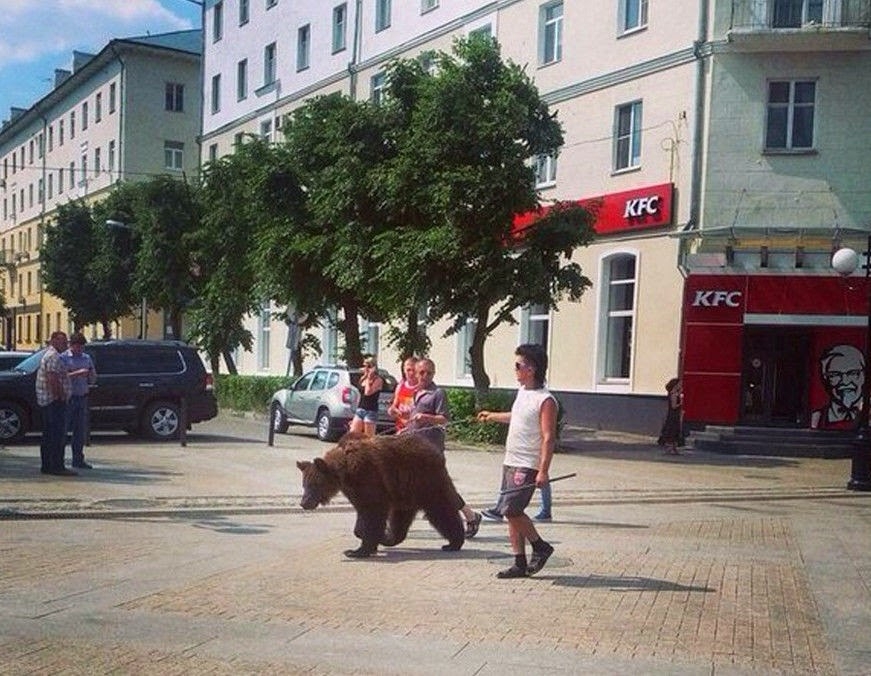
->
[36,331,74,476]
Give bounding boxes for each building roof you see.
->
[117,29,203,55]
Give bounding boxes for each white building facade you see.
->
[201,0,871,433]
[0,31,202,349]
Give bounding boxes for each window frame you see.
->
[370,72,387,105]
[375,0,391,32]
[539,1,564,66]
[332,3,348,53]
[164,141,184,170]
[534,153,557,188]
[264,42,277,86]
[165,83,185,112]
[614,100,643,172]
[596,252,638,387]
[620,0,649,34]
[237,59,248,101]
[297,24,311,72]
[210,74,221,114]
[239,0,250,25]
[764,78,817,152]
[213,0,224,42]
[421,0,439,13]
[521,303,550,349]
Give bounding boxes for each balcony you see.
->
[729,0,871,50]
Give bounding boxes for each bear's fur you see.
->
[297,432,465,558]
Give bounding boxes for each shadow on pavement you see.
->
[0,451,180,485]
[550,574,716,593]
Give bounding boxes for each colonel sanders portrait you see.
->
[811,344,865,429]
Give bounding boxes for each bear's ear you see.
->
[296,460,311,472]
[313,457,335,476]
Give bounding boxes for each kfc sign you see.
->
[512,183,674,237]
[623,195,661,219]
[692,290,743,308]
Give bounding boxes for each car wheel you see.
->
[271,401,289,434]
[0,401,27,442]
[142,400,181,440]
[316,408,339,442]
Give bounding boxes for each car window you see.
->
[327,372,340,388]
[310,370,329,391]
[89,347,184,375]
[294,373,314,391]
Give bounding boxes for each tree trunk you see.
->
[292,345,303,376]
[100,319,113,340]
[470,305,491,405]
[341,300,363,367]
[222,348,237,375]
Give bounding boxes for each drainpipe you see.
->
[348,0,363,100]
[688,0,710,238]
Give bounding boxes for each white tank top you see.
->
[504,386,555,469]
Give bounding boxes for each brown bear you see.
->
[296,432,465,558]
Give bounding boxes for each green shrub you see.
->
[214,374,295,413]
[445,388,514,446]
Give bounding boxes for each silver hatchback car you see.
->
[270,365,397,441]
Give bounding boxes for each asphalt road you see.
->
[1,413,870,675]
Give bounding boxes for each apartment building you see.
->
[202,0,871,434]
[0,30,202,349]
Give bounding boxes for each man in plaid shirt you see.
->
[36,331,73,475]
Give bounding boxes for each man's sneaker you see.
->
[533,512,552,522]
[496,564,528,579]
[480,507,503,521]
[527,542,554,575]
[465,512,482,538]
[72,461,93,469]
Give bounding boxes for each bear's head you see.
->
[296,457,341,510]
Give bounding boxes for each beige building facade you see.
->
[202,0,871,433]
[0,31,202,349]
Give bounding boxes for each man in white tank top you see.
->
[477,344,556,578]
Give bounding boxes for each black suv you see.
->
[0,340,217,442]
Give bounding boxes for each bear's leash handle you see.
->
[498,472,577,495]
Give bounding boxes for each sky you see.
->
[0,0,203,124]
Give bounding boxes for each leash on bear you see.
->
[498,472,577,495]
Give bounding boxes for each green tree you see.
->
[253,94,395,367]
[129,175,201,340]
[378,36,595,398]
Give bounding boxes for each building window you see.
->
[108,140,115,174]
[457,319,476,377]
[237,59,248,100]
[600,254,636,380]
[239,0,249,24]
[164,141,184,170]
[267,0,277,8]
[95,92,102,122]
[371,72,387,105]
[69,161,75,186]
[109,83,116,113]
[469,23,492,39]
[260,119,272,142]
[59,118,64,145]
[332,3,347,52]
[257,303,271,370]
[82,101,88,130]
[80,155,87,186]
[376,0,391,31]
[772,0,823,28]
[213,0,223,42]
[297,24,310,71]
[48,126,53,151]
[765,80,815,150]
[165,83,185,112]
[522,304,550,348]
[621,0,648,33]
[211,74,221,114]
[264,42,277,85]
[361,320,380,360]
[208,143,218,163]
[534,154,557,187]
[614,100,642,171]
[58,168,64,193]
[539,1,563,65]
[94,147,101,175]
[47,174,53,199]
[421,0,439,13]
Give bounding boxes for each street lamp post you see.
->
[105,220,147,340]
[832,237,871,491]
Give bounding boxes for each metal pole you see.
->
[849,234,871,491]
[140,297,147,339]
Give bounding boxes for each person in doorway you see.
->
[477,344,557,578]
[36,331,74,476]
[404,357,482,539]
[811,344,865,429]
[387,356,419,433]
[657,377,684,454]
[349,355,384,437]
[61,332,97,469]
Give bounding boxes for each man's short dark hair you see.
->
[69,332,87,345]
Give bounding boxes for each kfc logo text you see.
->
[623,195,661,219]
[692,290,742,307]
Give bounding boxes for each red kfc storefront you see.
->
[682,273,868,429]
